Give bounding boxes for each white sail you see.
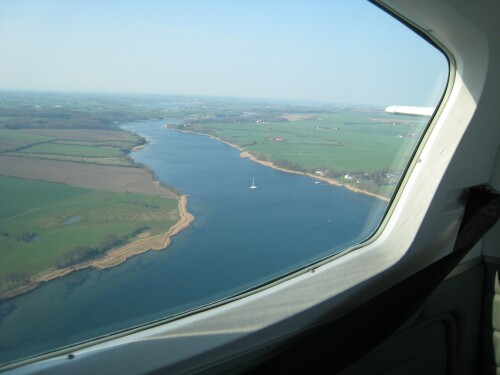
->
[249,178,258,189]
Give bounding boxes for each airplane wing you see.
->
[385,105,435,116]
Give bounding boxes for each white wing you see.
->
[385,105,435,116]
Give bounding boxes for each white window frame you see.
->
[4,0,499,373]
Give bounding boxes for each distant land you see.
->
[160,97,428,198]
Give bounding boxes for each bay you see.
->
[0,120,386,364]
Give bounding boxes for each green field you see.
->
[18,142,124,158]
[54,139,137,148]
[0,129,54,143]
[0,127,142,167]
[0,176,179,291]
[198,114,424,173]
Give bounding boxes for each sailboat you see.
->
[249,177,258,189]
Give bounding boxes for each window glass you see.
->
[0,0,447,366]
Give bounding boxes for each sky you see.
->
[0,0,448,106]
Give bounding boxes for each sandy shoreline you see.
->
[166,126,389,202]
[131,142,148,152]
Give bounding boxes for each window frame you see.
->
[3,0,499,373]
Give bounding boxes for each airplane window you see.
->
[0,0,448,367]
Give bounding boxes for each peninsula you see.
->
[0,93,195,301]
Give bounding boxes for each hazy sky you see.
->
[0,0,448,106]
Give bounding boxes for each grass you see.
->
[0,129,54,143]
[18,143,124,158]
[53,140,137,149]
[4,153,135,166]
[196,111,426,173]
[0,176,88,222]
[0,176,179,279]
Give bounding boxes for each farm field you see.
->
[0,128,142,164]
[0,156,175,197]
[18,142,123,158]
[189,112,425,172]
[0,176,179,293]
[15,128,142,142]
[3,153,133,166]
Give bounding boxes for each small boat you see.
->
[249,177,258,189]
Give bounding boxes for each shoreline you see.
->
[0,195,194,302]
[0,139,195,302]
[131,143,148,152]
[165,126,389,202]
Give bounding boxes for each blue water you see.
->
[0,120,386,364]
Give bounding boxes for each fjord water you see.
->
[0,121,386,364]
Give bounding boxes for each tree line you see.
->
[0,108,146,129]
